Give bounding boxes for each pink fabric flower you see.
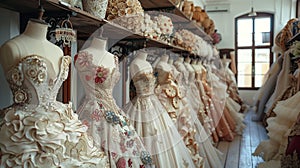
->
[120,143,127,153]
[116,157,126,168]
[91,109,102,122]
[82,120,90,128]
[94,66,109,83]
[75,52,92,68]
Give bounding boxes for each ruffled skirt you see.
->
[0,102,108,168]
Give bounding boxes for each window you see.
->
[235,13,274,89]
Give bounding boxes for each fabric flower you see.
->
[91,109,102,122]
[14,89,27,104]
[75,52,93,68]
[82,120,90,128]
[116,157,126,168]
[94,66,109,84]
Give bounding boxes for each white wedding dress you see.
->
[75,51,153,168]
[123,72,196,168]
[0,55,108,167]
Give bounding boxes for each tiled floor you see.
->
[217,108,268,168]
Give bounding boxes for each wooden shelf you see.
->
[0,0,209,54]
[139,0,213,44]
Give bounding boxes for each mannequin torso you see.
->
[130,50,152,77]
[0,20,63,74]
[82,38,115,71]
[156,54,172,72]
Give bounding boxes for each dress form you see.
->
[0,20,62,73]
[156,54,172,72]
[82,37,115,70]
[130,50,152,77]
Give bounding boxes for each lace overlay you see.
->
[75,51,152,167]
[0,55,108,168]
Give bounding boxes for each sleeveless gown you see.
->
[123,72,195,167]
[154,67,205,168]
[74,51,152,168]
[0,55,108,167]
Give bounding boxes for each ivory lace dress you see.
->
[123,72,195,168]
[74,51,153,168]
[0,55,108,167]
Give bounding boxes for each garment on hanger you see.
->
[123,52,196,167]
[74,50,152,167]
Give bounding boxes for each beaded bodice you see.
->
[6,55,71,105]
[132,72,156,97]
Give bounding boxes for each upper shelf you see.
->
[140,0,213,43]
[0,0,211,54]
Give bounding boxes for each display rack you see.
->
[0,0,213,53]
[0,0,213,103]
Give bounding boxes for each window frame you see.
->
[234,12,274,90]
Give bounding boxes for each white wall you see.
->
[203,0,296,105]
[206,0,296,49]
[0,8,19,109]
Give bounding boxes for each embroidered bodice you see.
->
[75,51,121,102]
[132,72,156,97]
[6,55,70,106]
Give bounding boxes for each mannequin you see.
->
[75,38,153,167]
[0,20,62,73]
[124,51,196,168]
[173,55,224,168]
[130,50,152,77]
[184,57,196,78]
[155,54,204,167]
[0,21,108,167]
[81,37,115,70]
[221,57,236,84]
[175,56,184,64]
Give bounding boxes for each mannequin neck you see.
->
[160,54,169,62]
[185,57,191,63]
[176,57,184,63]
[135,51,148,60]
[222,60,231,68]
[89,38,107,50]
[168,58,174,64]
[191,59,197,64]
[23,20,48,41]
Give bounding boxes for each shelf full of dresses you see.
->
[0,0,213,56]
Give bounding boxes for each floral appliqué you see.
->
[74,51,92,69]
[94,66,109,84]
[116,157,127,168]
[82,119,90,128]
[91,109,102,122]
